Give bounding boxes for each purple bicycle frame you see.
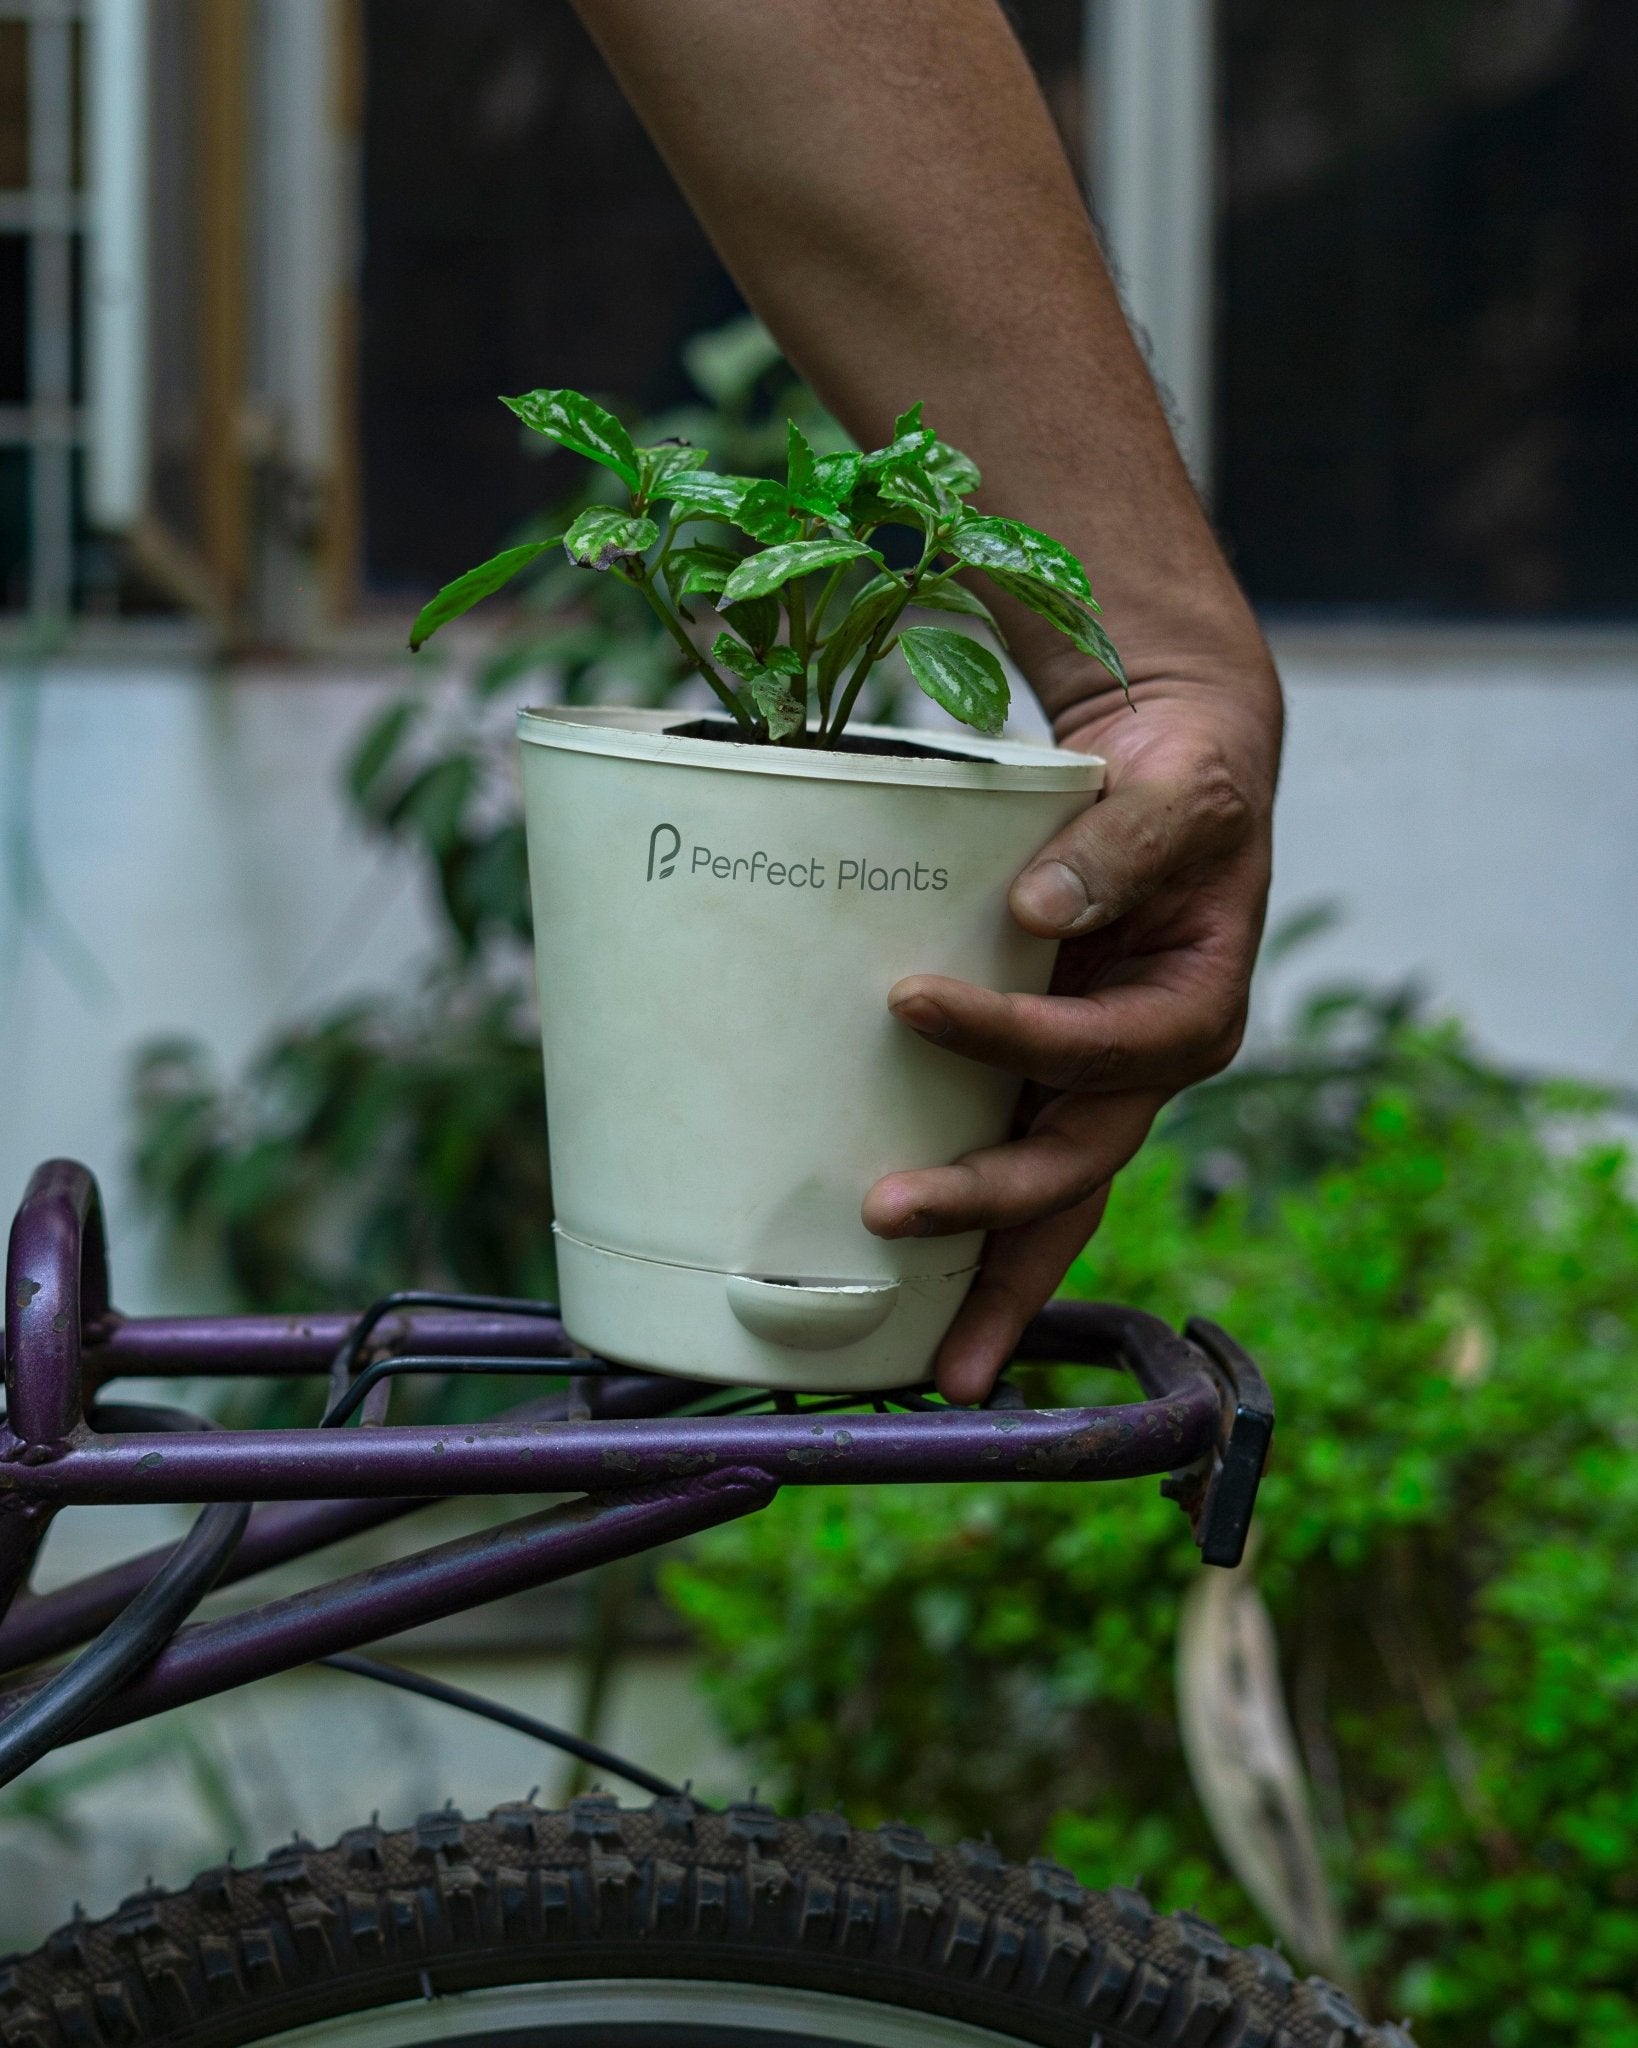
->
[0,1159,1271,1756]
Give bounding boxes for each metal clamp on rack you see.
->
[1159,1317,1276,1569]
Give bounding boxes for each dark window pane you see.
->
[1218,0,1638,616]
[359,0,737,595]
[1008,0,1086,180]
[0,447,28,610]
[0,21,26,190]
[0,234,24,401]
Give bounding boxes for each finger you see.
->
[1010,763,1252,938]
[934,1189,1112,1405]
[887,968,1243,1095]
[862,1089,1162,1239]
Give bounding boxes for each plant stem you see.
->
[786,576,812,741]
[630,570,754,729]
[787,576,808,667]
[808,561,848,643]
[824,598,905,744]
[824,539,932,744]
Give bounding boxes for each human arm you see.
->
[570,0,1283,1397]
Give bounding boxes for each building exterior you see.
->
[0,0,1635,1941]
[1,0,1634,1272]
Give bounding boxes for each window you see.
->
[1216,0,1638,617]
[0,0,341,632]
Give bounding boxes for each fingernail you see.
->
[1013,860,1094,933]
[891,993,952,1041]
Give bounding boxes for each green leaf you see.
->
[501,387,641,488]
[407,540,556,651]
[914,576,1006,641]
[655,471,802,544]
[748,669,806,740]
[861,424,937,477]
[787,421,822,506]
[786,428,859,526]
[816,451,862,506]
[879,464,958,525]
[384,753,478,854]
[652,469,755,520]
[927,439,982,497]
[635,441,708,500]
[837,484,898,533]
[713,635,805,738]
[563,506,659,572]
[682,316,782,406]
[667,542,743,598]
[948,514,1094,603]
[720,536,871,605]
[893,402,925,438]
[712,631,761,682]
[714,629,803,681]
[735,480,805,544]
[898,625,1010,735]
[814,571,908,698]
[982,568,1125,689]
[347,697,420,805]
[721,593,781,654]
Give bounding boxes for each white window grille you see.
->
[1086,0,1217,494]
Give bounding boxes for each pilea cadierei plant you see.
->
[411,388,1126,745]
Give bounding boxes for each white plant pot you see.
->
[518,706,1102,1390]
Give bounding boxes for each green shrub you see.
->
[665,1025,1638,2046]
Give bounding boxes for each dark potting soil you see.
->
[668,717,986,765]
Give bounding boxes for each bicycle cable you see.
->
[317,1651,681,1799]
[0,1404,248,1788]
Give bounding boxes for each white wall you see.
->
[2,637,1635,1320]
[1264,629,1638,1088]
[1,659,442,1312]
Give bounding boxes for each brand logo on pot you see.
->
[645,822,947,894]
[647,822,681,881]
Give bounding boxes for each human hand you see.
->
[862,655,1281,1402]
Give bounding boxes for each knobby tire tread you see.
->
[0,1797,1413,2048]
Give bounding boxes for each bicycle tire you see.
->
[0,1796,1413,2048]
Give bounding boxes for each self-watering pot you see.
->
[518,706,1102,1390]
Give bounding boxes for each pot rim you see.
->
[517,705,1104,794]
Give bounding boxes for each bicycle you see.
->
[0,1157,1409,2047]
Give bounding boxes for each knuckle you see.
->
[1183,755,1254,846]
[1051,1037,1125,1093]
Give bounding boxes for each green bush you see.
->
[665,1025,1638,2046]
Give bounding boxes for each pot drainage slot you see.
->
[724,1273,899,1352]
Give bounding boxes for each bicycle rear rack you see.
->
[0,1158,1272,1783]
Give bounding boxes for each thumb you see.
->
[1009,768,1246,938]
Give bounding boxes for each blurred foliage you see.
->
[666,1024,1638,2047]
